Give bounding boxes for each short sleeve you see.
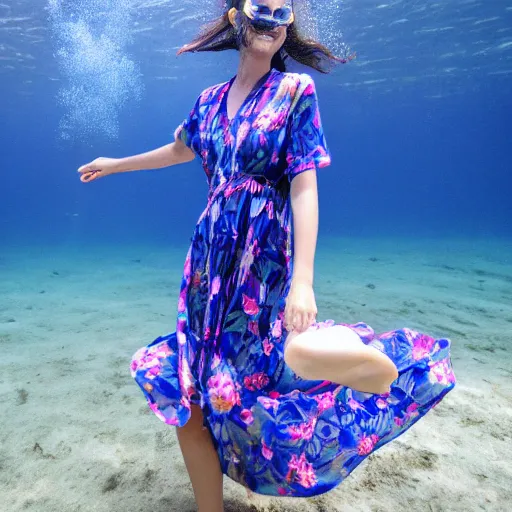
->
[175,95,201,155]
[285,75,331,181]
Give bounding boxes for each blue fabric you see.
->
[131,69,455,497]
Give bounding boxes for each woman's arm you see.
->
[283,76,330,332]
[77,136,195,181]
[284,170,319,332]
[114,104,199,173]
[290,170,319,286]
[113,135,195,174]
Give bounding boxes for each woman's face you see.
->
[241,0,289,57]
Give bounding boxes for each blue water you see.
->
[1,0,511,247]
[1,3,512,511]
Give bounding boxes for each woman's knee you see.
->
[284,330,315,376]
[284,325,363,377]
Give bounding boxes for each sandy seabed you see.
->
[0,236,511,512]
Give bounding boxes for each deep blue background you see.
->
[1,0,511,247]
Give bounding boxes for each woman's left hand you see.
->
[284,281,318,333]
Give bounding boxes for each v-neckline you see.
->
[223,68,275,124]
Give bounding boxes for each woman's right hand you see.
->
[77,157,122,183]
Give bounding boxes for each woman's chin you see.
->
[248,37,281,57]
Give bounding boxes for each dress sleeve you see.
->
[174,95,202,155]
[285,75,331,181]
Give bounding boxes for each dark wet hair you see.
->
[176,0,353,74]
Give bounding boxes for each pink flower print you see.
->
[303,82,314,98]
[404,328,419,343]
[252,110,272,131]
[147,342,173,359]
[243,372,269,391]
[130,349,151,375]
[255,87,273,112]
[224,183,235,198]
[380,330,398,341]
[429,360,455,385]
[407,402,419,414]
[211,354,221,370]
[394,416,405,427]
[248,178,264,195]
[211,275,221,296]
[177,328,187,347]
[257,396,279,413]
[242,294,260,316]
[144,365,161,380]
[269,391,280,399]
[263,338,274,356]
[184,252,192,275]
[130,347,145,368]
[376,398,388,409]
[405,404,419,423]
[348,398,365,411]
[236,120,251,151]
[357,434,379,456]
[271,319,282,339]
[178,288,187,313]
[204,326,211,340]
[222,129,234,146]
[239,244,256,284]
[286,453,317,488]
[412,334,436,361]
[314,392,335,413]
[265,200,274,220]
[180,358,196,397]
[447,363,456,384]
[273,109,288,130]
[207,372,240,414]
[313,108,321,129]
[248,320,259,336]
[277,487,288,496]
[288,417,317,441]
[240,409,254,425]
[287,77,298,97]
[130,344,167,379]
[261,439,273,460]
[252,239,261,257]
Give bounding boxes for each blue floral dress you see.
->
[131,68,456,497]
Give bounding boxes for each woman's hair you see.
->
[176,0,352,74]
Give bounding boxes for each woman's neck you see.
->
[234,53,272,89]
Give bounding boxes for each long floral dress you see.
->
[130,68,456,497]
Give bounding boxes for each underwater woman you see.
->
[78,1,455,510]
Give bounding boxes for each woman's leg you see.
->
[284,325,399,395]
[176,405,224,512]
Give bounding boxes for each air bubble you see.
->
[48,0,143,140]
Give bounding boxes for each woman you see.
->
[78,1,455,510]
